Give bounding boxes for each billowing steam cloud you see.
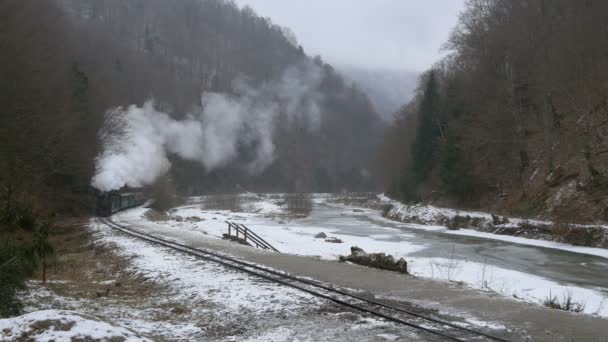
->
[91,63,323,192]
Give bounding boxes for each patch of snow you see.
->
[376,333,401,340]
[95,280,116,286]
[407,257,608,317]
[243,199,284,215]
[529,168,539,182]
[462,317,507,331]
[0,310,150,342]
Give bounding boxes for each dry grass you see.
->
[36,220,161,302]
[20,220,199,341]
[143,209,170,222]
[202,194,243,212]
[542,289,586,313]
[285,193,312,217]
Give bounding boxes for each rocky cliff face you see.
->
[518,133,608,223]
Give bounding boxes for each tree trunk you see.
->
[42,256,46,284]
[5,183,12,215]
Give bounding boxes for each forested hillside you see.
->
[1,0,382,218]
[382,0,608,222]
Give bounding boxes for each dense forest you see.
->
[382,0,608,222]
[0,0,383,219]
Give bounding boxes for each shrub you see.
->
[543,290,586,313]
[150,175,178,212]
[510,200,544,219]
[0,243,35,318]
[285,193,312,217]
[0,206,54,317]
[16,207,37,231]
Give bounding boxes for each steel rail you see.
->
[100,217,511,342]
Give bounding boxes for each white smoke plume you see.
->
[91,63,323,192]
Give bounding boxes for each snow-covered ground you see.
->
[113,194,608,318]
[91,218,318,315]
[19,213,434,341]
[0,310,150,342]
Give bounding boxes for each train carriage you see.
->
[97,191,146,217]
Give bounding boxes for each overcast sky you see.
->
[234,0,465,72]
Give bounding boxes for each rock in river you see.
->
[339,246,408,273]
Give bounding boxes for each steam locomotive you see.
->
[97,191,146,217]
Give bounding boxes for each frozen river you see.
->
[304,202,608,299]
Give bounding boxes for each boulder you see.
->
[380,204,394,217]
[447,215,468,230]
[314,232,327,239]
[396,258,407,271]
[325,237,343,243]
[491,214,510,225]
[351,246,365,254]
[339,246,407,273]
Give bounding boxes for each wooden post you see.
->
[244,227,248,243]
[236,225,239,239]
[228,222,231,236]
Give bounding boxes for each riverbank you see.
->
[380,195,608,249]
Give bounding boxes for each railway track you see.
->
[99,217,513,342]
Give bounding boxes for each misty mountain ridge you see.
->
[338,64,418,121]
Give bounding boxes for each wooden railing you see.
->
[225,221,279,252]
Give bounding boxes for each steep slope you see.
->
[0,0,385,218]
[381,0,608,223]
[58,0,383,194]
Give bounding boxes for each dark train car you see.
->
[97,192,146,217]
